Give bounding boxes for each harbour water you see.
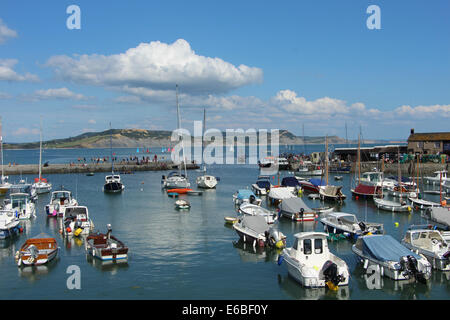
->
[0,146,449,300]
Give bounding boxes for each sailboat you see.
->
[196,108,218,189]
[32,118,52,194]
[103,123,125,193]
[161,85,190,190]
[0,117,12,195]
[408,154,441,210]
[319,136,346,203]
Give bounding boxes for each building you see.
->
[407,129,450,155]
[333,145,407,162]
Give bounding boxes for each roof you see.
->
[408,132,450,142]
[293,232,328,240]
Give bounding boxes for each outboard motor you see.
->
[27,245,39,264]
[249,195,256,204]
[299,208,304,217]
[358,221,367,232]
[322,260,343,290]
[400,255,427,284]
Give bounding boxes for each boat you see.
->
[373,197,412,212]
[251,175,272,196]
[0,209,21,239]
[258,156,289,170]
[424,170,448,185]
[162,172,191,189]
[167,187,193,194]
[238,203,278,224]
[278,232,350,289]
[281,176,302,194]
[401,225,450,271]
[9,181,37,202]
[103,123,125,193]
[320,212,384,239]
[45,189,78,217]
[295,164,323,177]
[62,206,94,237]
[352,234,432,283]
[334,176,343,181]
[186,190,203,196]
[408,197,441,210]
[224,216,239,225]
[0,117,11,195]
[15,233,59,267]
[233,189,262,206]
[311,206,334,214]
[297,178,326,193]
[424,207,450,228]
[351,183,380,198]
[86,224,128,261]
[232,215,286,248]
[319,137,346,203]
[278,197,317,222]
[175,199,191,210]
[268,187,295,205]
[196,109,218,189]
[31,118,52,194]
[4,193,36,220]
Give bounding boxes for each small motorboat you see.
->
[281,177,302,194]
[278,232,349,289]
[15,233,59,267]
[334,176,343,181]
[4,193,36,220]
[295,165,323,177]
[62,206,94,237]
[86,224,128,261]
[0,209,21,239]
[278,197,317,222]
[373,197,412,212]
[186,190,203,196]
[224,216,239,225]
[175,199,191,210]
[251,175,272,196]
[238,203,278,224]
[352,234,432,283]
[103,174,125,193]
[423,170,448,185]
[196,174,218,189]
[167,192,179,198]
[320,212,384,239]
[402,225,450,271]
[311,206,334,214]
[167,188,193,194]
[232,215,286,249]
[408,197,441,210]
[319,185,346,203]
[45,189,78,217]
[161,171,190,189]
[268,187,295,205]
[298,178,326,193]
[233,189,262,206]
[86,172,95,176]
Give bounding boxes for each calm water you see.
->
[0,147,448,300]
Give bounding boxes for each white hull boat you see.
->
[232,215,286,249]
[233,189,262,206]
[45,190,78,217]
[423,171,448,185]
[4,193,36,220]
[278,197,317,222]
[279,232,349,289]
[196,174,217,189]
[320,212,384,239]
[62,206,94,237]
[238,203,278,224]
[0,209,20,239]
[408,197,441,210]
[373,198,412,212]
[268,187,295,205]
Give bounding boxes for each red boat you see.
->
[167,188,193,194]
[351,184,381,198]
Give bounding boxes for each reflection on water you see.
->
[232,240,281,264]
[86,255,129,274]
[17,257,59,283]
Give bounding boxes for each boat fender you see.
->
[363,259,369,269]
[277,255,284,266]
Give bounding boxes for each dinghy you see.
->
[175,199,191,210]
[238,203,278,224]
[320,212,384,239]
[232,215,286,249]
[86,224,128,261]
[278,197,317,222]
[373,197,412,212]
[15,234,59,267]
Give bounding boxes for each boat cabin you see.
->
[359,172,384,185]
[290,232,330,263]
[51,191,73,204]
[63,206,89,223]
[105,175,121,182]
[403,229,448,251]
[9,193,30,210]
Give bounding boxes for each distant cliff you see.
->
[3,129,403,149]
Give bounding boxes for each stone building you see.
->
[407,129,450,155]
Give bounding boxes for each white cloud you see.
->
[45,39,263,95]
[31,87,87,101]
[0,92,11,99]
[394,104,450,118]
[0,59,39,82]
[0,19,17,44]
[12,127,39,136]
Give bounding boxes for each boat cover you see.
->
[309,178,326,187]
[361,235,421,262]
[240,216,269,234]
[429,207,450,227]
[354,184,377,195]
[281,177,300,187]
[256,180,271,189]
[279,197,312,213]
[321,185,342,196]
[236,189,256,200]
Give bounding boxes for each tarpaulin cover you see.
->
[279,197,312,214]
[281,177,300,187]
[236,189,256,200]
[309,178,326,187]
[361,234,421,262]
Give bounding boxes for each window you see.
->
[314,239,323,254]
[303,239,312,255]
[435,142,440,148]
[293,239,298,250]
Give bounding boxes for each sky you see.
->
[0,0,449,143]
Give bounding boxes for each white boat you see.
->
[15,234,59,267]
[424,170,448,185]
[0,209,20,239]
[358,171,397,189]
[232,189,262,206]
[279,232,349,289]
[103,123,125,193]
[31,118,52,194]
[4,193,36,220]
[278,197,317,222]
[320,212,384,239]
[268,187,295,205]
[175,199,191,210]
[238,203,278,224]
[402,226,450,271]
[85,224,128,261]
[352,234,432,283]
[232,215,286,248]
[258,156,289,170]
[161,171,190,189]
[319,185,346,202]
[45,190,78,217]
[61,206,94,237]
[251,175,272,196]
[425,206,450,227]
[9,181,37,202]
[373,197,412,212]
[295,165,323,177]
[196,109,218,189]
[408,197,441,210]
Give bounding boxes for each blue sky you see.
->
[0,0,449,142]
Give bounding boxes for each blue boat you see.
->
[0,209,21,240]
[233,189,261,206]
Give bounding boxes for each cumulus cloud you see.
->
[12,127,39,136]
[394,104,450,118]
[0,92,11,99]
[30,87,87,101]
[0,59,39,82]
[45,39,263,95]
[0,19,17,44]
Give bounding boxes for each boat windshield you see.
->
[52,192,70,200]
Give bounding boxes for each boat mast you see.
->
[357,133,361,183]
[109,122,114,174]
[325,135,328,185]
[176,85,188,179]
[39,116,43,181]
[202,108,206,172]
[397,147,402,197]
